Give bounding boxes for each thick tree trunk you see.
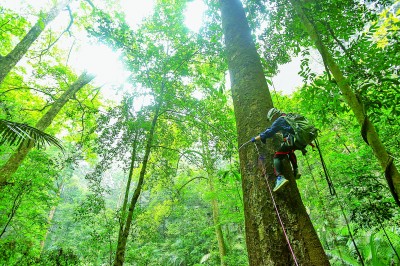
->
[0,72,95,185]
[113,102,161,266]
[290,0,400,206]
[219,0,329,265]
[0,0,70,84]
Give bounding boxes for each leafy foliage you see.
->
[1,0,399,265]
[0,119,64,151]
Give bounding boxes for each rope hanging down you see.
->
[315,138,336,196]
[304,157,347,265]
[254,143,299,266]
[311,139,365,265]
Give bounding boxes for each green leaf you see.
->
[0,119,64,151]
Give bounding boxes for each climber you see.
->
[251,108,318,192]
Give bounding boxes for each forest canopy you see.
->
[0,0,399,265]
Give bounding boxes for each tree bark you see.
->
[0,72,95,185]
[289,0,400,206]
[219,0,329,265]
[113,100,161,266]
[0,0,71,84]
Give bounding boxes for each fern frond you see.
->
[0,119,64,151]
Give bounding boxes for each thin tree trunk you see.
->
[0,72,95,185]
[201,134,227,266]
[0,0,70,84]
[209,176,227,266]
[290,0,400,206]
[219,0,329,265]
[113,101,161,266]
[115,132,139,255]
[0,184,27,238]
[119,132,139,225]
[40,182,64,252]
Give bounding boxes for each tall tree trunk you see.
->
[0,72,95,185]
[113,101,161,266]
[219,1,329,265]
[290,0,400,206]
[0,0,70,84]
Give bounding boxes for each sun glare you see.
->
[77,0,208,100]
[185,0,207,32]
[4,0,209,102]
[74,43,128,85]
[120,0,156,29]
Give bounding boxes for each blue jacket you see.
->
[259,116,295,143]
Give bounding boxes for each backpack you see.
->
[283,113,318,148]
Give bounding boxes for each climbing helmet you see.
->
[267,108,282,121]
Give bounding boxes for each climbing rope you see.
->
[335,133,400,261]
[314,138,336,196]
[254,143,299,266]
[271,80,282,107]
[304,157,347,265]
[311,139,365,265]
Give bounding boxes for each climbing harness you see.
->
[254,143,299,266]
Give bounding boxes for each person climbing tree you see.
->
[252,108,318,192]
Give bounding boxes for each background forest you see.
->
[0,0,399,265]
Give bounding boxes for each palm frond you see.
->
[0,119,64,151]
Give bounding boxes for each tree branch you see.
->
[32,5,74,60]
[84,0,96,9]
[0,86,57,100]
[176,176,208,195]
